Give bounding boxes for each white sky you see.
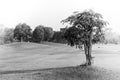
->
[0,0,120,33]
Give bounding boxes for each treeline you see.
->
[0,23,120,45]
[0,23,66,44]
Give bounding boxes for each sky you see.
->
[0,0,120,34]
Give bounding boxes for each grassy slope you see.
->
[0,42,120,80]
[0,42,84,71]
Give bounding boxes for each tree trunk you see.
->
[20,37,22,42]
[83,30,93,66]
[87,43,92,65]
[87,30,93,65]
[21,36,23,42]
[84,43,89,65]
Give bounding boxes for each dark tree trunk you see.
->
[87,42,92,65]
[84,43,88,65]
[21,37,23,42]
[87,30,93,65]
[84,30,93,66]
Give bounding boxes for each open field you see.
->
[0,42,120,80]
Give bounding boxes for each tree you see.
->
[43,27,54,41]
[14,23,32,42]
[61,10,108,65]
[3,28,14,43]
[50,27,67,43]
[103,28,120,44]
[32,25,44,43]
[51,31,65,43]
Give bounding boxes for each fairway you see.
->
[0,42,120,72]
[0,42,84,72]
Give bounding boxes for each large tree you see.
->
[14,23,32,42]
[61,10,108,65]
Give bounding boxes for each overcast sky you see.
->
[0,0,120,33]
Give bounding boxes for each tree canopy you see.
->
[3,28,14,43]
[61,10,108,65]
[14,23,32,42]
[32,25,44,43]
[43,27,54,41]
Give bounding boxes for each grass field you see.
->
[0,42,120,80]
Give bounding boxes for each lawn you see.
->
[0,42,120,80]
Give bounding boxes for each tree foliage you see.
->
[3,28,14,43]
[32,25,44,42]
[61,10,108,65]
[103,28,120,44]
[43,27,54,41]
[51,31,66,43]
[14,23,32,42]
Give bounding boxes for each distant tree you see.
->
[50,27,68,43]
[3,28,14,43]
[61,10,108,65]
[43,27,54,41]
[14,23,32,42]
[104,28,120,44]
[32,25,44,43]
[51,31,66,43]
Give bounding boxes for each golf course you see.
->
[0,42,120,80]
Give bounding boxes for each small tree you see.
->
[32,25,44,43]
[61,10,108,65]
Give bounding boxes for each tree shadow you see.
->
[0,65,93,75]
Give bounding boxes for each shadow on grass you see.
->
[0,65,99,75]
[32,66,115,80]
[0,65,116,80]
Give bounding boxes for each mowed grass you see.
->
[1,66,120,80]
[0,42,120,80]
[0,42,84,71]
